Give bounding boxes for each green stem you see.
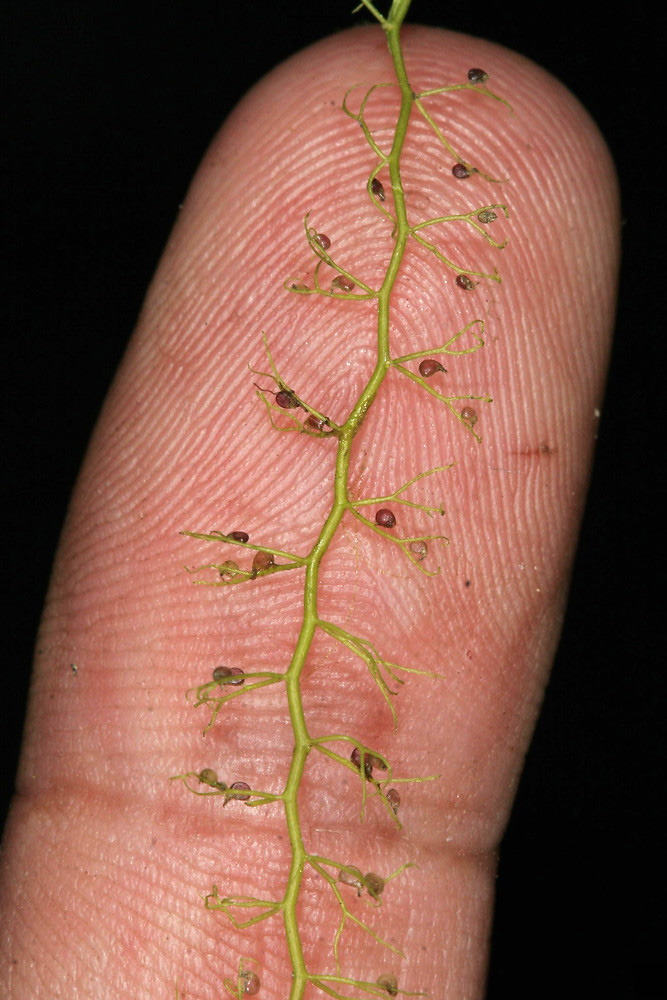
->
[284,5,416,996]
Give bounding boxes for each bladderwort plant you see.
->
[172,1,511,996]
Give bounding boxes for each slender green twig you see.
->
[176,1,510,994]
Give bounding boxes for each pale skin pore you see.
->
[0,24,618,1000]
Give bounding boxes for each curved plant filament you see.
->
[176,0,510,995]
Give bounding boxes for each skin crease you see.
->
[0,24,618,1000]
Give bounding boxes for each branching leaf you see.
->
[312,735,396,825]
[307,856,407,973]
[284,213,377,299]
[414,87,511,182]
[411,203,509,250]
[318,621,441,730]
[310,974,428,999]
[204,890,282,929]
[392,319,486,361]
[186,672,285,734]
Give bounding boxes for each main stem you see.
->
[284,5,415,996]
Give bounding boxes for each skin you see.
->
[0,25,618,1000]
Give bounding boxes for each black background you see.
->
[2,2,662,998]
